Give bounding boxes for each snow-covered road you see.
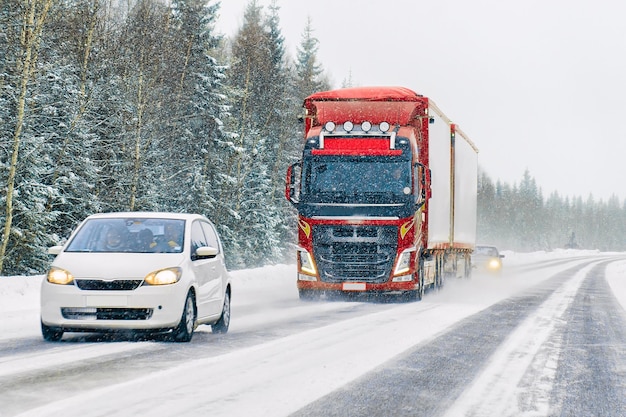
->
[1,250,626,417]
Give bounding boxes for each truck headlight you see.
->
[298,249,316,275]
[394,249,415,275]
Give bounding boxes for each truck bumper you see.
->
[297,279,418,294]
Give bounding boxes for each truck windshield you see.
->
[303,158,411,202]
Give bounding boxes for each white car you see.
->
[41,212,231,342]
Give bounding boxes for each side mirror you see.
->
[285,161,302,205]
[48,246,63,255]
[194,246,218,259]
[414,163,430,207]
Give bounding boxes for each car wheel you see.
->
[173,291,196,342]
[41,320,63,342]
[211,290,231,334]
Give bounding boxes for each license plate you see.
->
[342,282,366,291]
[85,295,128,307]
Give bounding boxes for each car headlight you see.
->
[488,259,501,270]
[47,267,74,285]
[394,249,415,275]
[144,267,182,285]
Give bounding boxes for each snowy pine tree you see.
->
[223,1,293,268]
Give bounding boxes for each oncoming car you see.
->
[40,212,231,342]
[471,245,505,273]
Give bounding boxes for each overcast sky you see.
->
[215,0,626,202]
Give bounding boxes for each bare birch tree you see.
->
[0,0,53,274]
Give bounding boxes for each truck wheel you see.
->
[417,273,425,300]
[465,254,472,279]
[399,289,419,302]
[211,289,231,334]
[41,320,63,342]
[298,289,320,301]
[416,257,425,300]
[401,266,424,302]
[173,291,196,342]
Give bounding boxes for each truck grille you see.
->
[75,279,143,291]
[313,225,397,283]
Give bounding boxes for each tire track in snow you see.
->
[441,261,598,417]
[12,302,483,417]
[552,261,626,416]
[0,343,150,379]
[291,260,595,417]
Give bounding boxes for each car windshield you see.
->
[65,218,185,253]
[475,246,498,256]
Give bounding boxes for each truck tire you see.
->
[298,288,320,301]
[417,269,425,300]
[401,262,424,302]
[417,256,425,299]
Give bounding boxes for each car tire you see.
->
[173,291,196,342]
[41,320,63,342]
[211,289,231,334]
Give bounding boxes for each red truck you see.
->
[286,86,478,300]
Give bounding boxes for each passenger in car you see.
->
[137,229,157,252]
[163,223,183,251]
[104,227,125,251]
[152,224,182,253]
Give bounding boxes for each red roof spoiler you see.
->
[303,87,428,136]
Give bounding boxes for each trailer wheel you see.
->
[464,254,472,279]
[435,254,445,289]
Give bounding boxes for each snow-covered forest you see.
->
[477,168,626,253]
[1,0,624,276]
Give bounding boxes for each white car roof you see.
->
[85,212,209,222]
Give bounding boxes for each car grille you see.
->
[313,225,397,283]
[61,307,153,320]
[75,279,143,291]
